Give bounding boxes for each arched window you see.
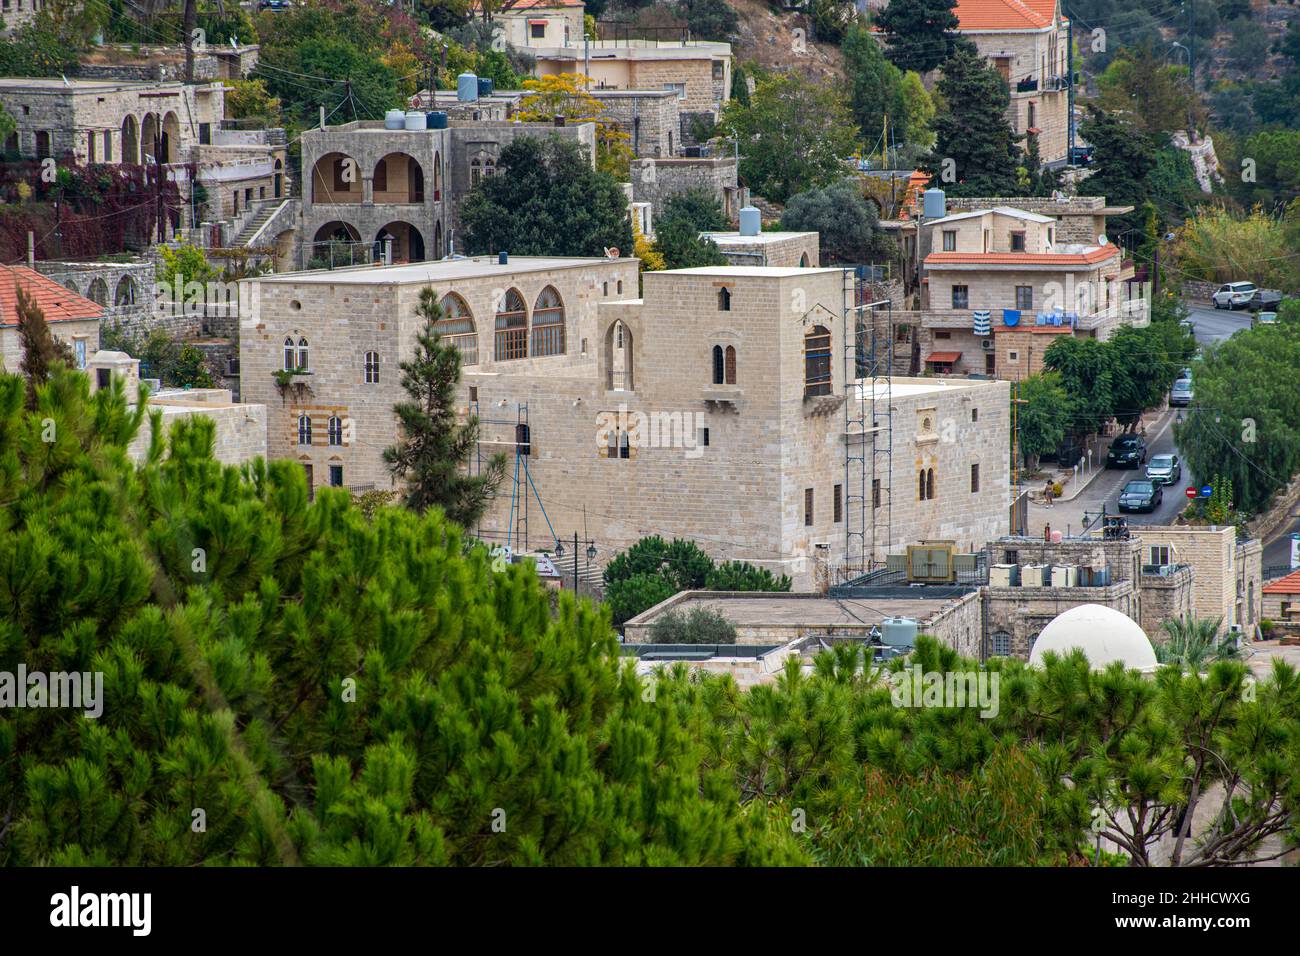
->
[712,344,724,384]
[531,286,565,357]
[919,470,927,501]
[297,414,312,446]
[328,415,343,445]
[114,275,136,307]
[437,293,478,365]
[470,154,496,187]
[927,468,935,500]
[718,286,731,311]
[620,431,630,459]
[373,157,388,192]
[494,288,528,361]
[283,337,295,371]
[63,279,79,295]
[804,325,832,397]
[725,345,736,384]
[87,277,109,306]
[297,337,310,371]
[364,350,380,383]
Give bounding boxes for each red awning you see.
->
[926,351,963,364]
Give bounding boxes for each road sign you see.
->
[1185,487,1198,499]
[1200,485,1213,498]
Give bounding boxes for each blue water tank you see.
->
[427,111,448,129]
[477,76,494,98]
[923,187,947,221]
[498,251,509,265]
[457,72,479,102]
[738,205,761,237]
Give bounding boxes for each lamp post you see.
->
[554,533,597,594]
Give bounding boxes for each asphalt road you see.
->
[1181,301,1254,347]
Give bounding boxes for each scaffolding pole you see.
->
[843,267,893,576]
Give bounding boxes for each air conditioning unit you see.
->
[981,338,995,350]
[1051,565,1078,588]
[990,563,1018,587]
[1021,563,1049,586]
[906,542,957,582]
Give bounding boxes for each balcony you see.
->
[1015,78,1038,93]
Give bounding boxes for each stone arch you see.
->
[433,150,442,201]
[141,113,159,163]
[87,276,109,306]
[373,152,424,204]
[311,221,363,266]
[799,251,811,267]
[121,115,139,165]
[436,292,477,365]
[274,157,284,198]
[374,221,424,264]
[604,319,635,391]
[531,285,565,357]
[114,275,137,306]
[63,278,79,295]
[493,287,528,361]
[161,111,181,164]
[311,151,362,203]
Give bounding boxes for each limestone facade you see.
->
[700,231,820,268]
[629,156,744,223]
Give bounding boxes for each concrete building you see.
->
[0,266,102,374]
[953,0,1072,165]
[0,78,286,233]
[473,0,586,49]
[238,255,638,495]
[0,0,43,34]
[899,202,1146,378]
[297,118,596,267]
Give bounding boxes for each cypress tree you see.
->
[14,284,74,410]
[924,49,1023,196]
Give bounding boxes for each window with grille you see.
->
[329,465,343,487]
[724,346,736,384]
[990,632,1011,656]
[328,416,343,446]
[494,288,528,360]
[804,488,814,526]
[437,294,478,365]
[833,484,842,523]
[952,285,969,309]
[970,463,980,493]
[804,326,832,396]
[531,286,565,356]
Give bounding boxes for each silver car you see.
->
[1146,453,1181,486]
[1170,379,1193,407]
[1212,282,1257,310]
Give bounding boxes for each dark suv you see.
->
[1248,288,1283,310]
[1106,434,1147,469]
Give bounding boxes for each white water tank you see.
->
[738,205,761,236]
[458,72,479,102]
[881,617,919,648]
[384,109,405,130]
[1051,565,1078,588]
[404,110,427,131]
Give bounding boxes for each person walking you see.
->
[1043,480,1055,507]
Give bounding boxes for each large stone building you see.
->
[0,0,43,33]
[297,118,596,267]
[0,77,286,232]
[1137,526,1263,637]
[899,200,1146,378]
[0,266,101,374]
[700,227,819,268]
[472,0,586,49]
[953,0,1073,165]
[238,255,638,494]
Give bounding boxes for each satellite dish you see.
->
[604,247,620,258]
[1098,235,1109,245]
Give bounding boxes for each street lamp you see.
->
[554,533,597,593]
[1167,42,1189,65]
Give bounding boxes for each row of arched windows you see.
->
[918,467,936,501]
[711,345,737,385]
[483,286,567,363]
[297,414,346,447]
[62,275,137,307]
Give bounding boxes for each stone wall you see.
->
[1138,566,1195,639]
[1135,526,1238,633]
[125,390,267,466]
[589,89,680,158]
[984,581,1140,659]
[629,156,741,221]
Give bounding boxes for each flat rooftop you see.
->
[0,77,213,93]
[656,265,838,279]
[255,256,629,286]
[635,592,963,628]
[851,376,1000,399]
[701,231,816,246]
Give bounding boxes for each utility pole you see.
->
[1067,13,1074,162]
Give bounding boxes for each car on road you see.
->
[1119,479,1163,513]
[1106,434,1147,468]
[1248,288,1283,310]
[1212,282,1258,310]
[1170,378,1194,407]
[1145,453,1182,485]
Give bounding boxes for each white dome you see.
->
[1028,603,1158,673]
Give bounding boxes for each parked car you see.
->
[1248,288,1283,310]
[1170,378,1194,407]
[1212,282,1258,310]
[1068,145,1094,166]
[1145,453,1182,485]
[1106,434,1147,468]
[1119,479,1163,513]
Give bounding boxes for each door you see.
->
[985,352,995,375]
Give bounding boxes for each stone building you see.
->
[899,202,1146,378]
[1262,569,1300,624]
[0,0,43,33]
[953,0,1072,165]
[0,78,286,233]
[297,118,597,267]
[0,266,101,374]
[32,259,155,333]
[1137,526,1263,636]
[700,229,819,268]
[76,42,261,82]
[472,0,586,49]
[529,35,732,131]
[237,255,638,495]
[629,155,745,224]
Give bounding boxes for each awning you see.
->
[926,351,962,364]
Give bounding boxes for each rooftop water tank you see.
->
[738,205,761,237]
[923,187,946,221]
[881,617,919,649]
[477,76,494,98]
[404,111,427,131]
[427,111,448,130]
[384,109,405,130]
[457,72,479,102]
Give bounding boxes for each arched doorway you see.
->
[374,222,424,264]
[311,221,363,267]
[161,112,181,164]
[114,275,137,306]
[141,113,159,163]
[121,115,139,164]
[274,158,283,198]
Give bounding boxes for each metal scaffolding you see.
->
[469,400,558,553]
[843,268,893,574]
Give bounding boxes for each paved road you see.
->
[1182,301,1254,347]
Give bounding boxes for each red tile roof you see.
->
[1263,569,1300,594]
[926,351,964,363]
[0,266,104,328]
[925,246,1120,267]
[955,0,1059,31]
[469,0,583,9]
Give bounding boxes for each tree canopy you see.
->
[923,49,1021,197]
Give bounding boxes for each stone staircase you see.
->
[231,201,280,247]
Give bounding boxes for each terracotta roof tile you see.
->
[0,266,105,328]
[1263,569,1300,594]
[925,246,1120,266]
[955,0,1058,31]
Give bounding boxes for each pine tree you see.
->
[924,48,1023,196]
[14,284,74,410]
[383,288,506,527]
[876,0,974,75]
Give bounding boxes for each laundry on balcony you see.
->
[1000,309,1021,328]
[972,310,991,335]
[1035,311,1080,328]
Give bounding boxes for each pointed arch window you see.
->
[712,345,724,384]
[297,337,309,371]
[724,345,736,384]
[804,325,832,397]
[437,293,478,365]
[494,288,528,361]
[364,350,380,383]
[283,337,295,371]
